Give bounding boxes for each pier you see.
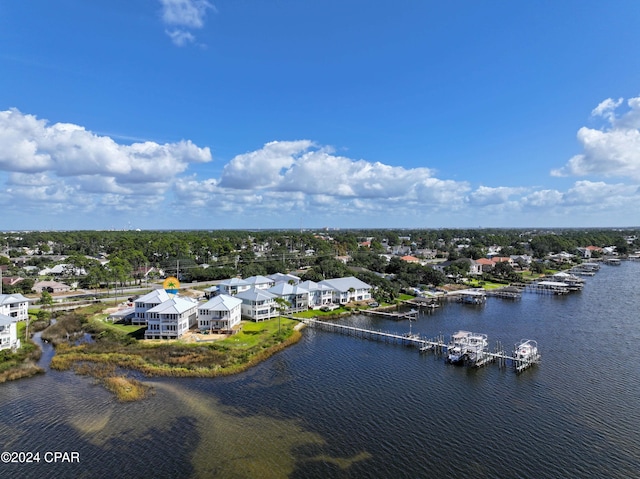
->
[362,308,419,321]
[300,318,540,373]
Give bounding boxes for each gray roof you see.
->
[135,289,170,305]
[0,313,16,326]
[235,288,277,301]
[318,276,372,293]
[268,283,309,296]
[0,293,30,306]
[199,294,242,311]
[147,296,198,315]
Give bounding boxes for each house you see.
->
[400,255,420,263]
[33,280,71,294]
[318,276,372,304]
[198,294,242,333]
[132,289,171,325]
[144,295,198,340]
[0,293,30,321]
[235,288,278,321]
[474,258,495,272]
[243,275,276,290]
[2,276,24,287]
[0,314,20,351]
[218,278,251,296]
[268,283,309,312]
[298,280,334,308]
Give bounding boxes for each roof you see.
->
[0,293,30,306]
[268,283,309,296]
[0,313,17,326]
[299,280,333,292]
[199,294,242,311]
[219,277,249,287]
[135,289,170,305]
[235,288,277,301]
[243,275,274,286]
[318,276,372,293]
[147,296,198,315]
[268,272,301,284]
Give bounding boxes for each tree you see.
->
[273,297,291,335]
[40,290,53,309]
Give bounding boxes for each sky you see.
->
[1,0,640,231]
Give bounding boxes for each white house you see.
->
[0,314,20,351]
[218,278,251,296]
[243,275,275,290]
[0,293,30,322]
[298,280,334,308]
[318,276,372,304]
[268,283,309,312]
[198,294,242,333]
[235,288,278,321]
[144,295,198,340]
[132,289,171,325]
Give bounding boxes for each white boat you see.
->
[514,339,539,362]
[447,331,488,365]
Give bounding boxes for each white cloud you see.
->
[553,96,640,179]
[466,186,525,206]
[165,29,195,47]
[159,0,214,46]
[0,108,212,218]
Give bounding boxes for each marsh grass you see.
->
[52,315,304,379]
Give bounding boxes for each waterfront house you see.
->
[0,314,20,351]
[144,295,198,340]
[318,276,372,304]
[268,282,309,312]
[198,294,242,333]
[298,280,334,308]
[132,289,171,325]
[0,293,30,322]
[235,288,278,321]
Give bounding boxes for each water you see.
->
[1,262,639,478]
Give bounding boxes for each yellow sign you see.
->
[163,276,180,292]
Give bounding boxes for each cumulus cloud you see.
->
[0,108,212,216]
[552,95,640,179]
[159,0,214,46]
[466,186,525,206]
[176,140,472,222]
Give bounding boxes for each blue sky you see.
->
[1,0,640,230]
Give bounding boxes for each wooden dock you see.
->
[301,318,540,373]
[362,308,419,321]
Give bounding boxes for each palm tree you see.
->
[273,297,291,335]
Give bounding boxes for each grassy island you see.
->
[44,304,302,400]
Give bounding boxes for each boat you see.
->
[446,331,488,365]
[514,339,539,362]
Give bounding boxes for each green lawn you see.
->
[221,318,298,349]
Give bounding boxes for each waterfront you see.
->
[1,261,639,478]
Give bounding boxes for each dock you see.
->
[301,318,540,373]
[362,308,419,321]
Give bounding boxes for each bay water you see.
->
[1,261,639,478]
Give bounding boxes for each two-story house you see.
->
[144,296,198,340]
[198,294,242,333]
[0,314,20,351]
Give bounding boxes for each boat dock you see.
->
[362,308,419,321]
[300,318,540,373]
